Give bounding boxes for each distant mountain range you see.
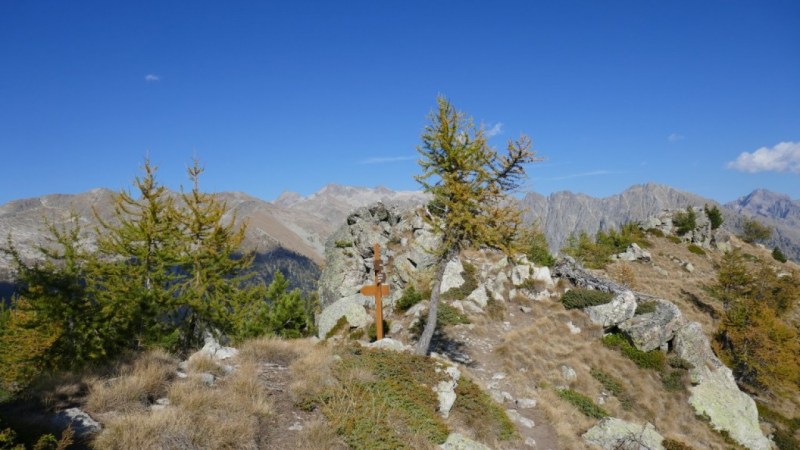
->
[1,183,796,300]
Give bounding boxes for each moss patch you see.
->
[452,377,517,442]
[562,289,614,309]
[556,388,608,419]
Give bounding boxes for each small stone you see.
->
[520,306,532,313]
[566,321,582,334]
[199,372,215,386]
[506,409,535,428]
[288,422,304,431]
[516,398,537,409]
[524,437,537,447]
[492,372,507,380]
[560,364,577,382]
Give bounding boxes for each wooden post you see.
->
[360,243,390,340]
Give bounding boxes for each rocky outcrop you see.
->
[584,291,637,328]
[612,243,651,262]
[618,299,685,352]
[673,323,772,450]
[582,418,664,450]
[556,258,773,449]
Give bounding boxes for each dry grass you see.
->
[493,293,734,449]
[294,419,349,450]
[86,349,176,415]
[288,342,338,406]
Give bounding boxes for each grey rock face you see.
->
[619,299,685,352]
[672,323,772,449]
[55,407,102,438]
[584,290,637,327]
[582,418,664,450]
[440,258,466,293]
[613,243,651,262]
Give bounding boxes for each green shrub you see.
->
[661,370,686,392]
[772,247,788,263]
[518,225,556,267]
[442,262,478,300]
[602,333,666,371]
[647,228,665,237]
[395,286,423,312]
[335,240,353,248]
[773,429,800,450]
[740,217,772,243]
[562,289,614,309]
[704,204,724,230]
[325,316,350,339]
[635,301,657,315]
[411,303,470,337]
[315,346,451,449]
[667,235,682,244]
[453,377,517,441]
[367,320,391,342]
[667,356,694,370]
[673,207,697,236]
[590,368,632,410]
[556,388,608,419]
[687,244,706,256]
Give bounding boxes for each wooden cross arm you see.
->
[360,284,390,296]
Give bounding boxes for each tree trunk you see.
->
[415,247,457,355]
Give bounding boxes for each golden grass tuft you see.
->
[288,342,337,407]
[86,349,176,414]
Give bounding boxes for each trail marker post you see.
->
[360,243,390,340]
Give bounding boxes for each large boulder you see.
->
[613,243,651,262]
[673,322,772,450]
[619,299,685,352]
[582,418,664,450]
[584,290,637,327]
[317,295,370,338]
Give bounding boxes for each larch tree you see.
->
[414,96,540,355]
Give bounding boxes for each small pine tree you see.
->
[704,204,724,230]
[414,96,540,355]
[772,246,787,263]
[518,224,555,267]
[672,207,697,236]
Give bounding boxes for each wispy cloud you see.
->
[537,170,617,181]
[727,141,800,173]
[485,122,504,138]
[359,155,417,165]
[667,133,684,142]
[144,74,161,82]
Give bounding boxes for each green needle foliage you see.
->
[704,204,724,230]
[414,96,540,355]
[2,159,308,388]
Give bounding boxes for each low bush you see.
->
[442,262,478,300]
[601,333,666,371]
[562,289,614,309]
[647,228,665,237]
[667,356,694,370]
[635,301,657,315]
[556,388,608,419]
[673,207,697,236]
[661,370,686,392]
[590,368,632,410]
[453,377,517,442]
[410,303,470,338]
[772,247,788,263]
[667,236,682,244]
[687,244,706,256]
[367,320,391,342]
[334,240,353,248]
[395,286,423,312]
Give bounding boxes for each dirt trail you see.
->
[439,309,561,450]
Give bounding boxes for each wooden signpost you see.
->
[360,243,390,340]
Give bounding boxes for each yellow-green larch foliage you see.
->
[415,96,541,355]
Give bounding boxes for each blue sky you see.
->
[1,0,798,205]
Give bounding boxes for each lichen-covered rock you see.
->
[440,433,491,450]
[614,243,652,262]
[619,299,685,352]
[365,337,410,352]
[511,263,532,286]
[673,322,772,449]
[532,266,555,288]
[466,285,489,308]
[440,258,465,293]
[582,418,664,450]
[317,296,370,338]
[434,366,461,419]
[585,290,637,327]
